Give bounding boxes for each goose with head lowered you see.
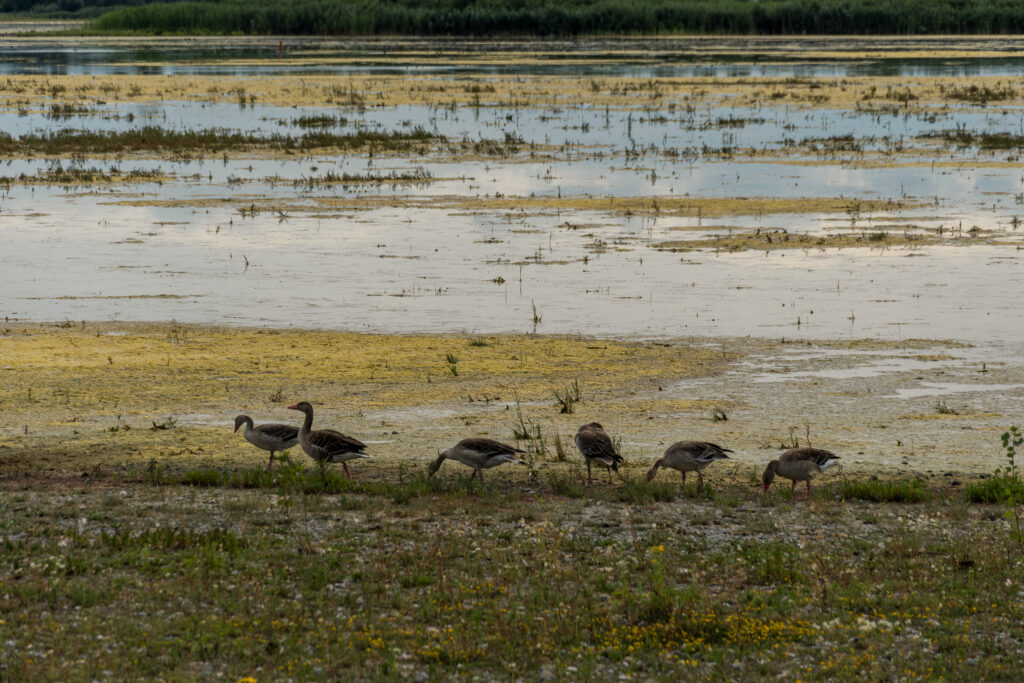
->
[287,401,370,478]
[645,440,732,491]
[762,447,839,498]
[428,437,525,482]
[574,422,624,485]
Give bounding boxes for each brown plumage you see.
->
[574,422,623,484]
[287,401,369,478]
[428,437,525,482]
[234,414,299,471]
[645,441,732,490]
[762,448,840,498]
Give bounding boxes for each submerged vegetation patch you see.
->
[0,164,168,186]
[653,227,936,252]
[0,126,436,157]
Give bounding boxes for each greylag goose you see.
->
[233,414,299,472]
[645,441,732,490]
[428,438,525,482]
[575,422,624,484]
[287,401,369,477]
[762,448,839,497]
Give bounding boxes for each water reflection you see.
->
[5,38,1024,77]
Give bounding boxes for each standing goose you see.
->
[287,401,369,477]
[645,441,732,491]
[428,438,525,482]
[762,448,839,498]
[575,422,624,484]
[233,415,299,472]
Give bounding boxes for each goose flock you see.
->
[235,401,840,496]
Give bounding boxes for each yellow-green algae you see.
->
[0,322,730,475]
[4,72,1024,115]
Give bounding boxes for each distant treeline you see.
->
[0,0,167,19]
[82,0,1024,36]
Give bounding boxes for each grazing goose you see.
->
[428,438,525,482]
[645,441,732,490]
[575,422,624,484]
[233,415,299,472]
[762,448,840,498]
[287,401,369,477]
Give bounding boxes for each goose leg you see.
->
[790,480,796,496]
[607,465,612,484]
[806,480,812,498]
[470,469,477,481]
[267,451,275,472]
[697,471,704,492]
[586,460,593,485]
[342,462,352,478]
[478,468,484,484]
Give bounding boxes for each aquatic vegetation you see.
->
[654,227,934,252]
[0,126,436,157]
[0,164,168,186]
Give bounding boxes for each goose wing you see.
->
[782,447,838,469]
[669,441,732,461]
[693,441,732,461]
[575,426,623,463]
[308,429,367,458]
[459,437,525,461]
[254,423,299,442]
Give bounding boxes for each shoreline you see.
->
[1,320,1019,486]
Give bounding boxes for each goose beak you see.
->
[287,403,299,410]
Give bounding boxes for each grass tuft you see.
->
[963,475,1024,504]
[610,476,678,504]
[834,478,930,503]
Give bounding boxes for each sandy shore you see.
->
[1,321,1019,487]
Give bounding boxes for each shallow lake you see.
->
[2,37,1024,352]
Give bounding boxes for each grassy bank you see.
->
[1,477,1021,679]
[84,0,1024,37]
[0,321,1020,677]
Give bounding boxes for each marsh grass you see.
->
[552,378,581,414]
[0,164,165,186]
[294,167,434,189]
[928,129,1024,150]
[5,477,1020,681]
[181,458,489,504]
[831,477,931,503]
[963,476,1024,503]
[545,467,585,497]
[609,475,679,503]
[0,126,436,156]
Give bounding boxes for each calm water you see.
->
[2,37,1024,349]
